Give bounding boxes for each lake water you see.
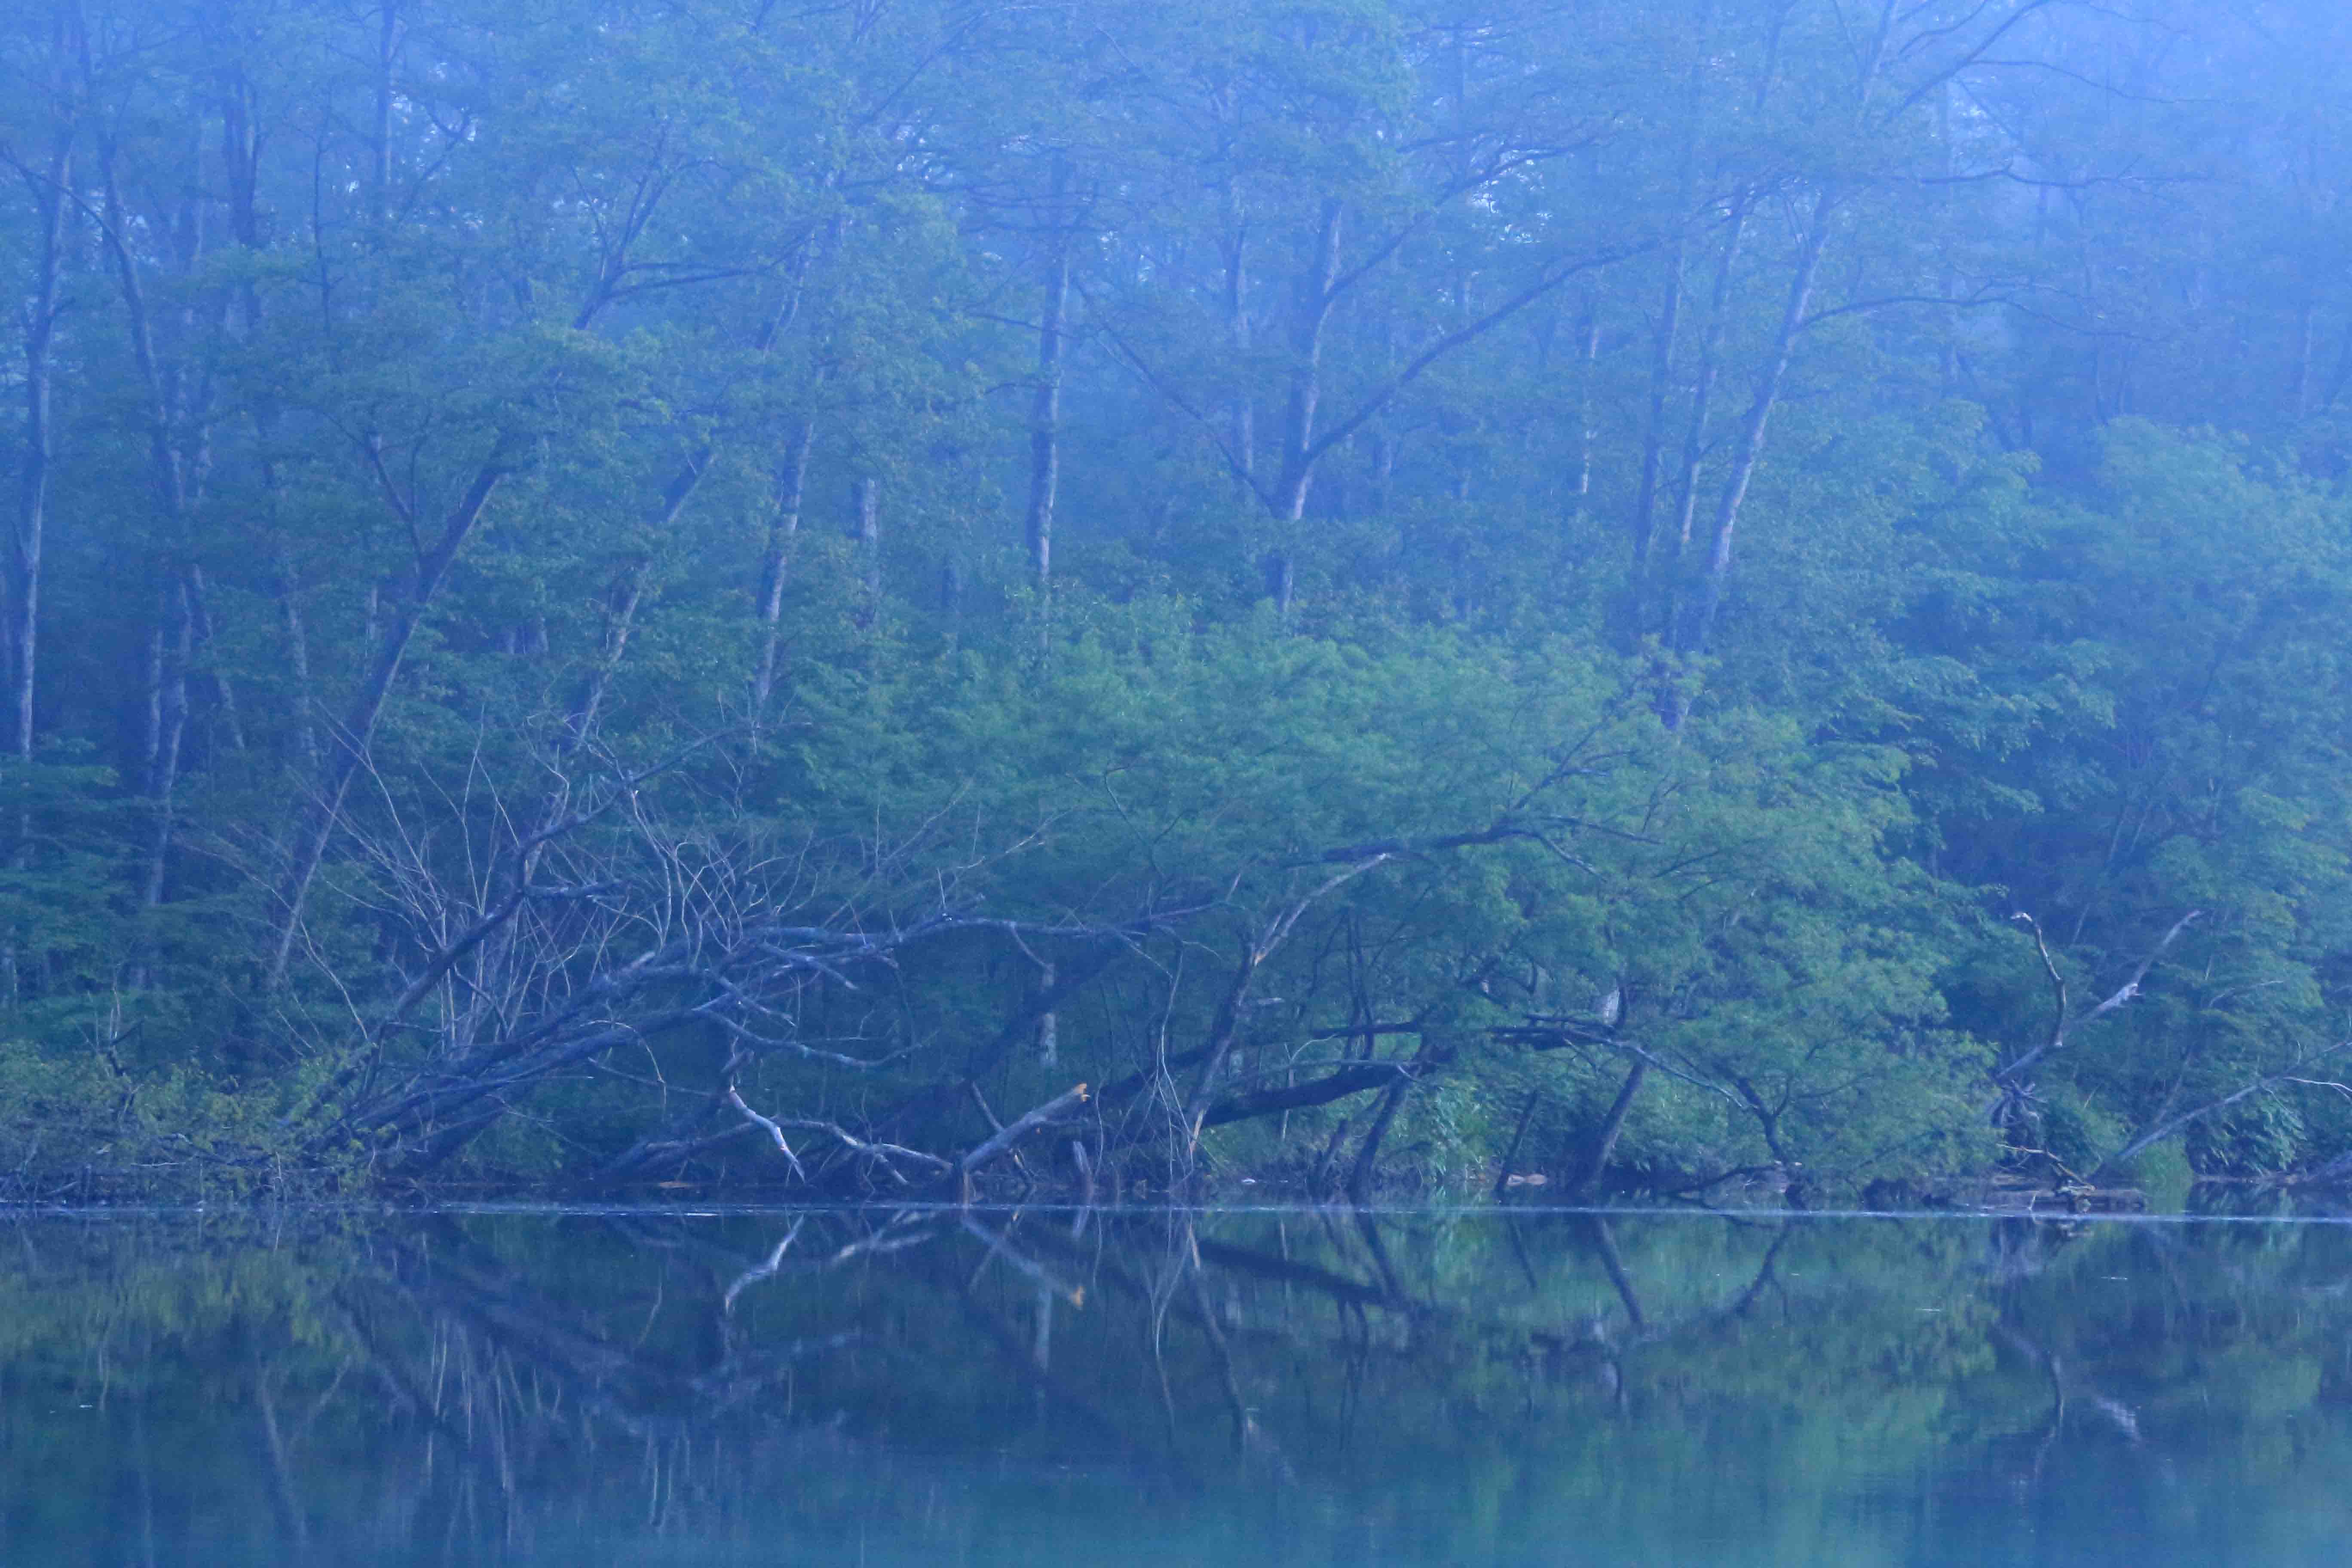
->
[3,1204,2349,1565]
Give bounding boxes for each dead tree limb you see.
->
[1566,1058,1648,1197]
[778,1119,952,1184]
[1346,1068,1414,1203]
[723,1085,806,1182]
[2089,1041,2352,1183]
[1178,855,1394,1158]
[1995,909,2204,1105]
[956,1082,1090,1195]
[723,1220,804,1313]
[960,1214,1085,1305]
[1198,1059,1418,1129]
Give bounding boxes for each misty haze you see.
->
[1,0,2349,1560]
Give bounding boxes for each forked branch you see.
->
[1997,909,2202,1089]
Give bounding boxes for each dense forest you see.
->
[2,0,2349,1200]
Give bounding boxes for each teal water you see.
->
[2,1204,2349,1565]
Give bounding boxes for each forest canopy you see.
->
[2,0,2349,1200]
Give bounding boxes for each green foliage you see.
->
[0,0,2347,1198]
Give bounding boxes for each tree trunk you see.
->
[1571,293,1601,511]
[1676,192,1832,668]
[1668,193,1752,560]
[1493,1089,1541,1197]
[564,456,705,752]
[854,475,881,605]
[751,418,814,724]
[264,467,509,987]
[1034,959,1058,1068]
[1218,155,1253,481]
[565,561,650,752]
[371,1,404,228]
[143,582,193,907]
[1257,200,1346,612]
[1181,954,1262,1162]
[1267,199,1345,534]
[263,193,781,976]
[9,124,71,767]
[224,62,298,772]
[277,551,319,777]
[96,131,216,906]
[1566,1057,1646,1196]
[1629,246,1684,570]
[97,135,191,526]
[1025,156,1072,589]
[1345,1069,1412,1203]
[185,566,244,754]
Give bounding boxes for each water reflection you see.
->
[3,1206,2350,1565]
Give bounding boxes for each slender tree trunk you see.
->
[185,565,243,753]
[1035,960,1057,1069]
[1181,953,1262,1164]
[97,127,220,904]
[1630,3,1726,567]
[1219,159,1253,480]
[854,475,881,605]
[1025,157,1072,589]
[1261,200,1345,611]
[1346,1068,1412,1204]
[371,1,403,228]
[1676,193,1832,669]
[1493,1089,1540,1197]
[1629,245,1684,570]
[564,563,651,753]
[1668,194,1752,559]
[98,139,189,524]
[277,551,319,777]
[1272,200,1344,522]
[564,453,706,752]
[1935,82,1963,400]
[1566,1058,1646,1196]
[2291,297,2316,421]
[10,126,71,768]
[1571,293,1601,511]
[265,466,508,987]
[1365,313,1399,516]
[223,62,300,774]
[144,582,193,907]
[264,142,784,976]
[2319,318,2352,411]
[751,417,814,725]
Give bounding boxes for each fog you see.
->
[0,0,2346,1201]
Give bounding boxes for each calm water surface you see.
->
[3,1204,2349,1565]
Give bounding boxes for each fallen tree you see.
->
[257,714,1572,1197]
